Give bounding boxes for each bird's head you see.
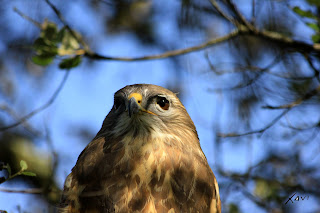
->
[98,84,197,140]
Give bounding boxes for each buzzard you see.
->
[59,84,221,213]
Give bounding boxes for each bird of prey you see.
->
[59,84,221,213]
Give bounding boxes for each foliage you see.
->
[0,160,36,184]
[0,0,320,212]
[32,20,83,69]
[292,2,320,43]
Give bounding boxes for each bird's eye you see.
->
[157,97,169,110]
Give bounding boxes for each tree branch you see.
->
[84,27,320,61]
[13,7,42,28]
[218,83,320,138]
[218,109,290,137]
[44,0,90,51]
[209,0,237,26]
[208,74,261,92]
[257,29,320,53]
[17,0,315,64]
[85,29,241,61]
[0,104,40,136]
[251,0,256,25]
[0,188,44,194]
[264,85,320,109]
[225,0,256,31]
[305,55,320,82]
[0,71,70,132]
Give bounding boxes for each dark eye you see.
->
[157,97,169,110]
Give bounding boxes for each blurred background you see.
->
[0,0,320,212]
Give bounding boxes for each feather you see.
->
[59,84,221,213]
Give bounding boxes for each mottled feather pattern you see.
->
[59,84,221,212]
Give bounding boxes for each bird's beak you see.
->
[128,96,140,117]
[127,93,156,117]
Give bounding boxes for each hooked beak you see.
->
[127,93,156,117]
[128,97,140,117]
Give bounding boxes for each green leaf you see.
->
[33,37,58,57]
[59,55,82,69]
[306,23,320,32]
[58,29,81,55]
[20,160,28,171]
[21,171,37,177]
[41,21,59,43]
[293,6,317,19]
[32,55,54,66]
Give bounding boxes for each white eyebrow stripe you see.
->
[143,88,149,97]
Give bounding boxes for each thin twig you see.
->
[86,28,320,61]
[225,0,255,31]
[45,0,90,51]
[85,29,241,61]
[13,7,42,28]
[209,0,237,26]
[0,188,44,194]
[208,74,261,92]
[305,55,320,82]
[0,71,70,132]
[44,124,59,177]
[263,85,320,109]
[206,53,282,92]
[0,104,41,136]
[251,0,256,25]
[257,29,320,53]
[205,62,315,80]
[282,115,319,131]
[218,109,290,137]
[221,85,320,137]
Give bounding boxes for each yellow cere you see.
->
[128,93,143,104]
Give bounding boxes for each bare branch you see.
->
[305,55,320,82]
[0,71,70,132]
[0,104,40,136]
[257,29,320,53]
[85,29,241,61]
[86,28,320,62]
[208,0,237,26]
[208,74,261,92]
[13,7,42,28]
[206,53,281,92]
[0,188,44,194]
[44,124,59,177]
[218,81,320,138]
[251,0,256,25]
[205,53,315,81]
[225,0,255,31]
[14,0,316,64]
[218,109,290,137]
[282,114,320,131]
[263,85,320,109]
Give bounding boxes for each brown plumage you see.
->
[59,84,221,213]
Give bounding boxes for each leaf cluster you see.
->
[0,160,36,185]
[293,1,320,43]
[32,20,82,69]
